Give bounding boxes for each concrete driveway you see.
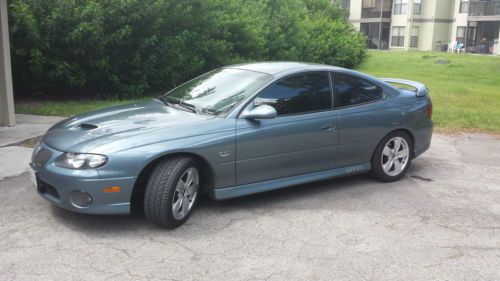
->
[0,133,499,281]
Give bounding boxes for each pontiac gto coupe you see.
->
[30,62,433,228]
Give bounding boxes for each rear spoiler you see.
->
[380,78,429,97]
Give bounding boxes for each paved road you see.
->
[0,114,63,147]
[0,133,499,281]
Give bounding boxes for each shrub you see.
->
[9,0,365,98]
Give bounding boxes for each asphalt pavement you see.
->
[0,133,499,281]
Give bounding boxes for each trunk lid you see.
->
[380,78,429,97]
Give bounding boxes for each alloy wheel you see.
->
[172,167,199,220]
[381,137,410,177]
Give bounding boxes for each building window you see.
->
[410,27,419,47]
[394,0,408,15]
[391,26,405,47]
[459,0,469,13]
[413,0,422,15]
[341,0,350,10]
[456,27,466,44]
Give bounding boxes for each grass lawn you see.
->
[15,51,500,132]
[15,98,150,117]
[356,51,500,133]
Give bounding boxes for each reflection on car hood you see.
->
[43,100,218,153]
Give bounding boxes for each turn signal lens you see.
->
[102,186,121,193]
[427,103,433,120]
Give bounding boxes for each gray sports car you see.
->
[30,62,433,228]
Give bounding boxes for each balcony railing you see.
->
[469,0,500,17]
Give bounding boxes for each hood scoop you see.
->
[74,123,98,131]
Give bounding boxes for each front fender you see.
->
[97,128,236,189]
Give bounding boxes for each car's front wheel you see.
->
[144,157,200,228]
[371,131,413,182]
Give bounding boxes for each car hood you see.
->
[43,100,218,153]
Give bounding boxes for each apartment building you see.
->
[345,0,500,54]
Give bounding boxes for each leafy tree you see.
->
[9,0,365,98]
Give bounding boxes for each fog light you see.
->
[71,191,92,207]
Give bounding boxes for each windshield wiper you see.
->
[160,96,217,115]
[160,96,197,113]
[157,96,172,106]
[178,100,197,113]
[200,107,217,115]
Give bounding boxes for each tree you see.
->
[9,0,365,98]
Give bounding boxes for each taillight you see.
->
[427,103,433,119]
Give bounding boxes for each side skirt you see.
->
[213,163,371,200]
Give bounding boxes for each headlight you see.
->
[32,140,41,156]
[56,153,108,169]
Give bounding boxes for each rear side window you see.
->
[255,72,332,116]
[332,73,383,108]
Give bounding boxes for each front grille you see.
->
[37,179,60,200]
[34,148,52,168]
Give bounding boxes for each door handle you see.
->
[320,123,335,131]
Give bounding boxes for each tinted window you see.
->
[254,72,332,116]
[333,73,383,108]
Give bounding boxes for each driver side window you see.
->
[254,72,332,116]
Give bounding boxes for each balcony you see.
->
[469,0,500,17]
[361,0,392,18]
[361,7,392,18]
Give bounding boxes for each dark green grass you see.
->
[356,51,500,132]
[15,98,150,117]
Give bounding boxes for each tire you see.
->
[371,131,413,182]
[144,157,200,229]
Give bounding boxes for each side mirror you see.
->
[243,104,277,120]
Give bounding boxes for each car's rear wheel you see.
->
[144,157,200,228]
[371,131,412,182]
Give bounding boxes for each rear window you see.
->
[332,73,383,108]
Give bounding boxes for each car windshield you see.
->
[161,68,272,115]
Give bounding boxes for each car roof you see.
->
[225,61,343,75]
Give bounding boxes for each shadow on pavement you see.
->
[50,167,416,234]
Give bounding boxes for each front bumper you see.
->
[31,143,136,215]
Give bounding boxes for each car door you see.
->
[235,72,339,185]
[332,72,403,168]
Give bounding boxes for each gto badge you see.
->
[218,151,231,158]
[346,165,365,173]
